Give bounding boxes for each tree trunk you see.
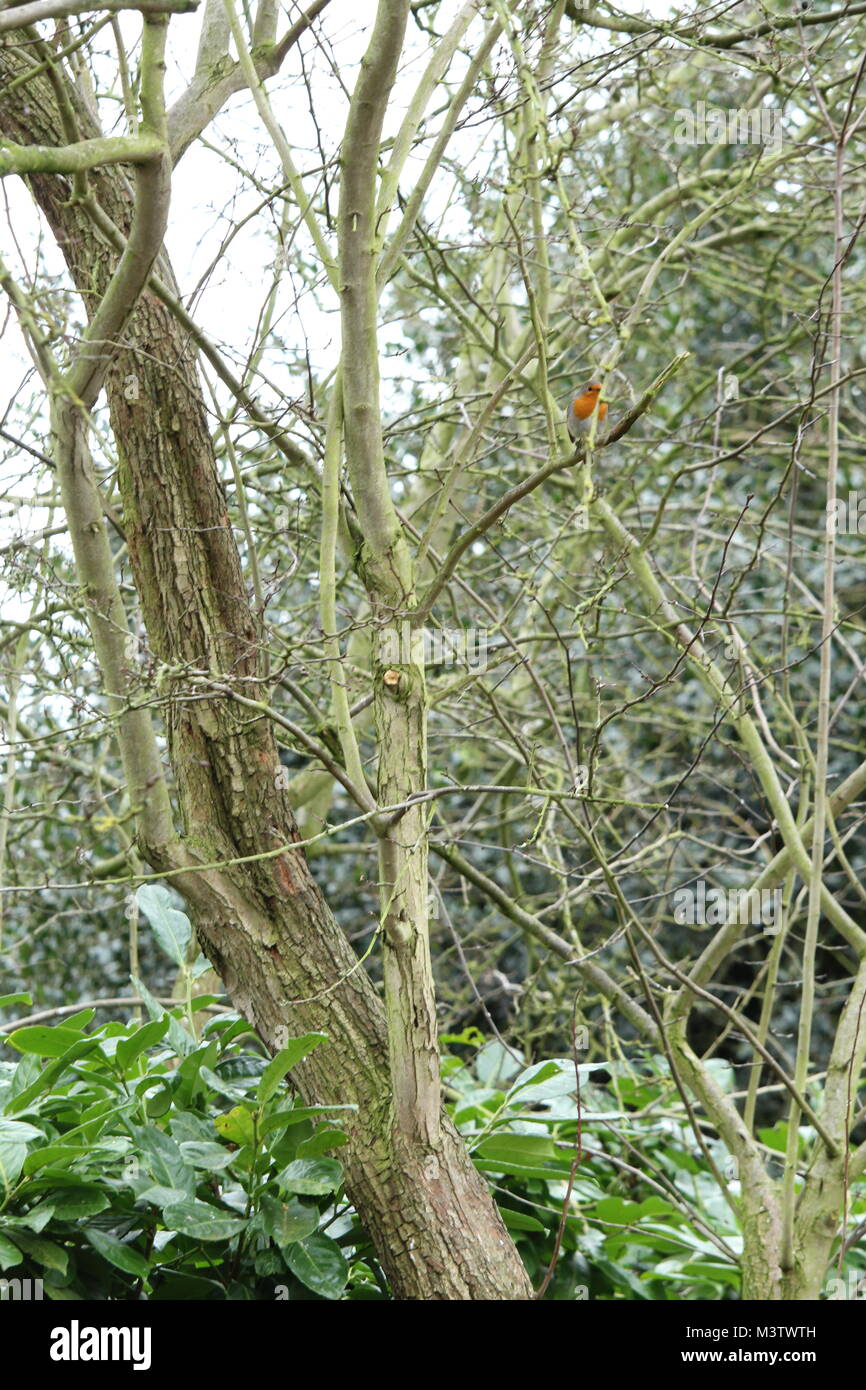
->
[0,30,532,1301]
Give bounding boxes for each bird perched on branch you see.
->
[566,382,608,442]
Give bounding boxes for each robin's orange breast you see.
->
[567,384,607,440]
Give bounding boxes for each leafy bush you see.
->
[0,992,373,1300]
[447,1039,866,1301]
[5,998,862,1302]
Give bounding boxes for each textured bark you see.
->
[0,31,533,1300]
[336,0,440,1146]
[375,629,439,1144]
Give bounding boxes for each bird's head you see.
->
[571,383,607,418]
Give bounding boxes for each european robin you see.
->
[567,383,608,442]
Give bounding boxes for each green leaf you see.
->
[0,1119,42,1186]
[213,1106,255,1146]
[15,1201,55,1231]
[137,884,192,967]
[260,1104,355,1138]
[126,1122,194,1194]
[505,1059,567,1100]
[175,1045,217,1100]
[7,1231,68,1275]
[594,1255,654,1300]
[655,1258,739,1289]
[6,1036,102,1113]
[145,1089,174,1119]
[162,1198,246,1242]
[116,1017,170,1072]
[6,1026,86,1057]
[594,1196,638,1225]
[277,1157,342,1196]
[135,1184,191,1210]
[198,1065,248,1101]
[43,1187,109,1220]
[758,1120,789,1154]
[130,977,196,1059]
[499,1207,547,1233]
[84,1228,150,1279]
[0,1119,42,1143]
[0,993,32,1010]
[287,1234,348,1300]
[295,1128,347,1159]
[0,1233,24,1269]
[130,974,164,1024]
[178,1141,233,1172]
[62,1010,97,1031]
[440,1027,485,1048]
[256,1034,328,1105]
[475,1040,523,1086]
[473,1134,565,1180]
[8,1052,40,1099]
[258,1193,319,1247]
